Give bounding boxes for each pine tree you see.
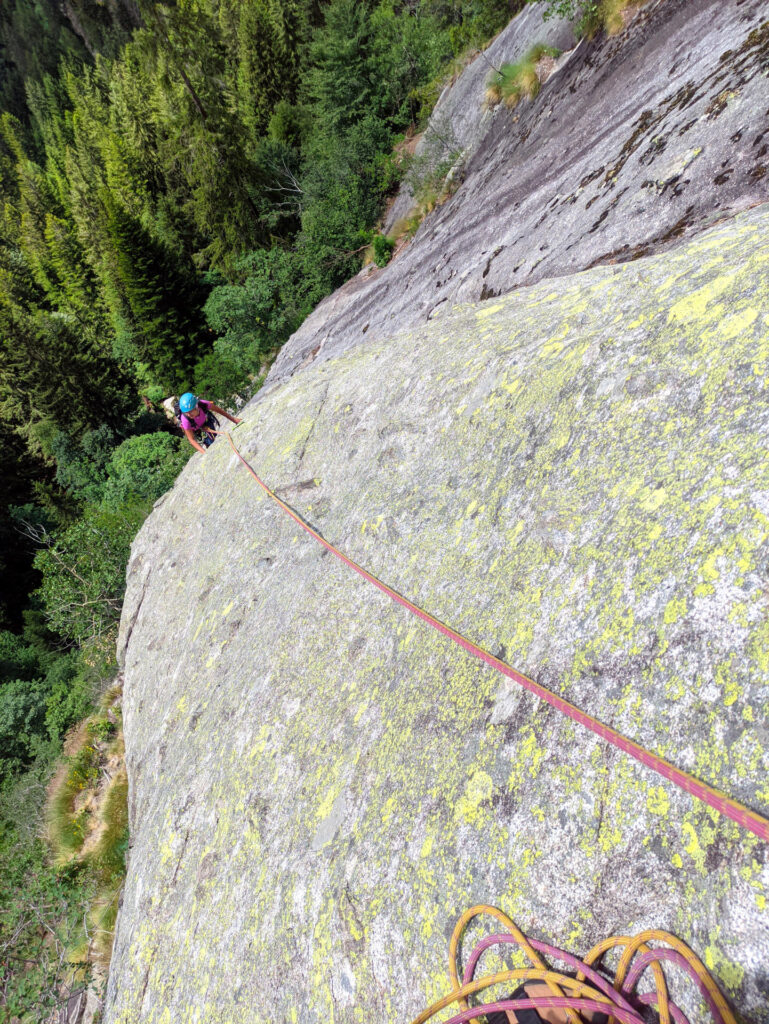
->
[0,418,49,629]
[0,241,134,456]
[44,212,100,318]
[1,105,111,340]
[305,0,376,138]
[218,0,302,139]
[103,196,206,391]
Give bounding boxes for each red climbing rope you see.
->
[224,431,769,844]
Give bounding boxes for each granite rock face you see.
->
[380,6,578,235]
[105,206,769,1024]
[269,0,769,385]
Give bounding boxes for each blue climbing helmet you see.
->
[179,392,198,414]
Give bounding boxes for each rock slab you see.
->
[105,206,769,1024]
[269,0,769,387]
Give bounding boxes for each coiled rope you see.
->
[224,431,769,843]
[410,905,735,1024]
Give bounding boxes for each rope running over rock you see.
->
[224,431,769,844]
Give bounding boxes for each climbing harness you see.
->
[224,432,769,844]
[178,403,220,446]
[411,905,736,1024]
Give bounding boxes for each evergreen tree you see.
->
[0,241,134,453]
[44,212,101,319]
[128,1,270,262]
[0,422,49,630]
[220,0,302,140]
[103,196,206,391]
[1,104,115,344]
[305,0,376,138]
[0,1,84,129]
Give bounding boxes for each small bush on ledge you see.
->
[372,233,396,267]
[486,44,561,109]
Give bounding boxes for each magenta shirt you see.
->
[180,398,211,431]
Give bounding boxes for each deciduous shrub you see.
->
[372,233,396,267]
[43,652,93,744]
[0,629,42,683]
[0,678,49,778]
[192,351,251,408]
[50,425,117,504]
[204,248,308,372]
[101,433,190,508]
[0,818,91,1022]
[34,501,148,645]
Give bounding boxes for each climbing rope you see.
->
[409,905,735,1024]
[224,431,769,844]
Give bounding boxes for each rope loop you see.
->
[410,906,737,1024]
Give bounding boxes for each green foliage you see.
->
[87,716,116,744]
[32,429,189,647]
[103,197,208,391]
[0,790,91,1021]
[0,678,48,777]
[205,247,309,370]
[124,1,272,262]
[0,629,42,683]
[48,741,100,862]
[223,0,303,139]
[193,352,251,408]
[486,43,561,107]
[305,0,376,137]
[0,249,136,455]
[34,500,148,645]
[8,501,55,537]
[0,636,95,773]
[372,232,395,267]
[44,653,94,744]
[68,744,100,793]
[101,432,190,508]
[369,1,455,128]
[268,100,312,149]
[145,384,165,405]
[300,113,399,296]
[50,424,117,502]
[0,425,50,631]
[0,622,97,773]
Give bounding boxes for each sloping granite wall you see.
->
[105,206,769,1024]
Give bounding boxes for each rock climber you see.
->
[178,393,241,453]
